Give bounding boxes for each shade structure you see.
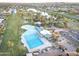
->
[0,19,4,23]
[21,25,36,30]
[40,30,51,35]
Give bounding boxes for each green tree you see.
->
[76,48,79,55]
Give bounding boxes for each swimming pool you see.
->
[23,30,44,49]
[21,25,52,52]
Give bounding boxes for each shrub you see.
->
[76,48,79,53]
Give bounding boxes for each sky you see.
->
[0,0,79,3]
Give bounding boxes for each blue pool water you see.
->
[23,30,44,49]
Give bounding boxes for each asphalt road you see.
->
[60,30,79,42]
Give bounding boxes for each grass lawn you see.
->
[0,13,28,56]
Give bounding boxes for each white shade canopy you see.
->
[21,25,35,30]
[35,22,42,25]
[41,12,48,16]
[40,30,51,35]
[27,8,38,12]
[0,19,4,23]
[40,12,51,19]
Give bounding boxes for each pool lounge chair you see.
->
[32,50,40,56]
[26,53,33,56]
[46,47,52,51]
[41,49,47,53]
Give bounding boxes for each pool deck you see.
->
[21,25,52,52]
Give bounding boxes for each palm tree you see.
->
[40,16,46,26]
[52,32,60,41]
[63,22,68,28]
[63,17,69,28]
[7,40,14,48]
